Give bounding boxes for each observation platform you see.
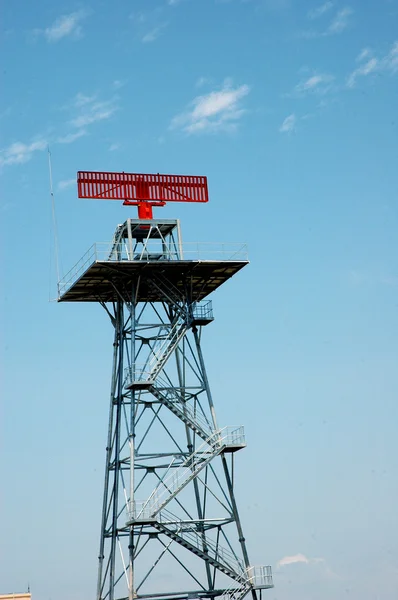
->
[58,220,249,303]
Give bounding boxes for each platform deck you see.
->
[58,259,249,303]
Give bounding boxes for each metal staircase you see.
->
[219,567,274,600]
[127,315,190,387]
[149,376,213,441]
[123,273,269,598]
[130,426,245,521]
[152,508,245,581]
[219,576,250,600]
[127,274,214,388]
[147,274,188,318]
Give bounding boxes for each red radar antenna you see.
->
[77,171,209,219]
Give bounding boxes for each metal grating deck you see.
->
[58,259,249,303]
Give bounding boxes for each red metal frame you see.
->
[77,171,208,219]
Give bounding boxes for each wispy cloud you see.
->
[347,41,398,87]
[41,10,88,42]
[347,57,379,88]
[57,178,76,191]
[279,113,296,133]
[1,126,88,168]
[171,81,250,134]
[293,73,334,95]
[0,138,47,167]
[278,553,312,567]
[356,47,372,63]
[73,92,96,107]
[130,8,167,43]
[109,143,120,151]
[328,7,353,34]
[302,6,353,38]
[1,85,120,168]
[69,95,119,128]
[142,24,167,43]
[278,553,341,581]
[307,2,333,20]
[385,40,398,72]
[57,129,87,144]
[113,79,127,90]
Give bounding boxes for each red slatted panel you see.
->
[77,171,209,203]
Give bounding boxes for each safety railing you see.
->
[124,320,188,387]
[247,565,273,588]
[125,505,245,577]
[221,426,246,447]
[149,376,214,438]
[156,508,245,576]
[58,242,248,297]
[192,300,213,322]
[217,566,273,600]
[131,426,245,519]
[218,573,249,600]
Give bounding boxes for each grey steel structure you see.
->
[59,219,273,600]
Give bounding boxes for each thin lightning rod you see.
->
[48,147,61,290]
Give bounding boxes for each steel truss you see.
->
[63,219,273,600]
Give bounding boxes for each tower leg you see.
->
[95,275,271,599]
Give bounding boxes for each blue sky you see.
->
[1,0,398,598]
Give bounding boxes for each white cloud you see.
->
[278,554,310,567]
[109,143,120,151]
[307,2,333,20]
[347,57,379,88]
[70,98,119,128]
[57,129,87,144]
[356,47,372,62]
[302,6,353,38]
[384,40,398,72]
[130,8,167,42]
[43,11,87,42]
[294,73,334,95]
[328,7,353,34]
[0,138,47,167]
[57,178,76,191]
[142,24,167,43]
[113,79,127,90]
[73,93,97,107]
[1,86,120,168]
[346,41,398,88]
[279,113,296,133]
[171,82,250,134]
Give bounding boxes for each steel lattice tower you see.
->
[59,171,273,600]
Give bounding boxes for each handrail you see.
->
[155,508,245,576]
[58,241,248,297]
[150,375,213,438]
[132,426,245,519]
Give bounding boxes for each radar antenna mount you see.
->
[77,170,209,219]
